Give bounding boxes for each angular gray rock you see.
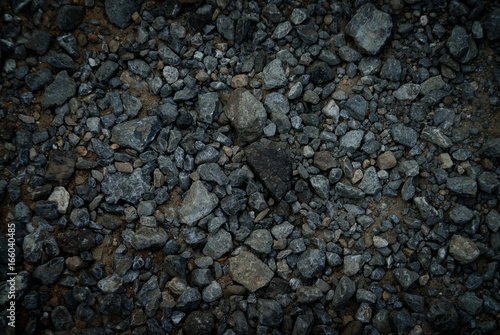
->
[446,25,478,63]
[95,61,119,83]
[244,229,273,254]
[111,116,161,152]
[179,181,219,225]
[393,83,421,101]
[449,234,480,264]
[101,170,150,204]
[340,130,364,153]
[122,227,168,250]
[447,177,477,196]
[331,276,356,308]
[420,126,453,149]
[391,124,418,147]
[245,139,292,201]
[33,257,65,285]
[203,229,233,259]
[225,88,267,142]
[41,71,77,108]
[344,95,368,121]
[262,59,287,89]
[414,197,439,220]
[25,68,53,91]
[359,167,382,195]
[105,0,139,29]
[197,92,220,124]
[482,137,500,159]
[393,268,419,291]
[345,4,393,55]
[297,249,325,278]
[310,175,330,200]
[228,251,274,292]
[335,182,365,199]
[197,163,229,186]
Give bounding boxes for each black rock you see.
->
[482,8,500,41]
[105,0,140,29]
[41,70,77,108]
[182,311,215,335]
[296,25,318,45]
[25,31,52,55]
[57,5,85,31]
[245,139,292,201]
[47,52,76,71]
[34,201,59,220]
[307,61,334,85]
[25,68,52,91]
[95,61,119,83]
[57,34,80,58]
[51,305,74,330]
[57,230,96,255]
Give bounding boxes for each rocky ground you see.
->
[1,0,500,334]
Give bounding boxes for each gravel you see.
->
[2,1,500,334]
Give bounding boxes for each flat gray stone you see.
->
[449,234,480,264]
[101,170,150,204]
[105,0,139,29]
[229,251,274,292]
[42,71,77,108]
[345,4,393,55]
[111,116,161,152]
[262,59,287,90]
[203,229,233,259]
[179,181,219,225]
[225,88,267,142]
[122,227,168,250]
[245,139,291,201]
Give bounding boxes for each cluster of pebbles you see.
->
[1,0,500,334]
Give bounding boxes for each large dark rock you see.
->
[57,5,85,31]
[345,4,393,55]
[245,139,291,201]
[57,229,96,255]
[41,71,77,107]
[44,150,76,185]
[25,31,52,55]
[33,257,65,285]
[225,88,267,143]
[307,61,334,85]
[182,311,215,335]
[105,0,140,29]
[111,116,161,152]
[482,137,500,159]
[101,170,150,204]
[482,8,500,41]
[25,68,52,91]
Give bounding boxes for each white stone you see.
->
[48,186,70,214]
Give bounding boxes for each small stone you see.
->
[180,181,219,225]
[345,4,393,55]
[449,234,480,264]
[229,251,274,292]
[225,88,267,142]
[377,151,396,170]
[231,74,248,88]
[105,0,139,28]
[262,59,287,90]
[393,268,419,290]
[331,276,356,308]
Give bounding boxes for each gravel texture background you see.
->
[0,0,500,334]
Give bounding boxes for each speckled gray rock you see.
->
[449,204,474,225]
[203,229,233,259]
[111,116,161,152]
[244,229,273,254]
[122,227,168,250]
[391,124,418,147]
[95,61,119,83]
[41,71,77,108]
[340,130,364,153]
[105,0,139,29]
[420,126,453,149]
[486,210,500,232]
[229,251,274,292]
[197,92,220,124]
[482,137,500,159]
[449,234,480,264]
[297,249,325,278]
[225,88,267,142]
[393,268,419,291]
[180,181,219,225]
[447,177,477,196]
[101,171,150,204]
[359,167,382,195]
[262,59,288,89]
[331,276,356,308]
[345,4,393,55]
[344,95,368,121]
